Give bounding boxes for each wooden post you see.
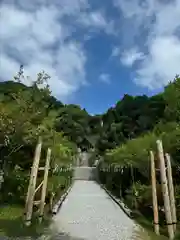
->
[165,153,177,232]
[39,148,51,223]
[25,138,42,226]
[156,140,174,239]
[150,151,160,235]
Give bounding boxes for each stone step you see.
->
[73,167,97,181]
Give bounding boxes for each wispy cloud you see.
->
[77,10,116,35]
[114,0,180,88]
[99,73,111,84]
[0,1,89,101]
[1,0,180,100]
[0,0,117,102]
[111,46,120,57]
[135,36,180,89]
[121,48,145,66]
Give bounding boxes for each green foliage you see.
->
[101,75,180,233]
[0,72,167,154]
[164,75,180,122]
[47,175,65,195]
[0,204,50,238]
[125,182,152,209]
[175,185,180,210]
[0,69,76,204]
[1,167,29,203]
[102,118,180,234]
[55,104,90,148]
[1,68,180,237]
[153,121,179,135]
[105,133,157,172]
[96,93,165,153]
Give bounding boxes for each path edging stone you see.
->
[100,184,133,219]
[52,183,73,215]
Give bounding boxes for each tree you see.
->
[0,68,76,170]
[164,75,180,122]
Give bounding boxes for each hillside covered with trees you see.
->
[98,75,180,239]
[0,73,169,156]
[0,69,180,238]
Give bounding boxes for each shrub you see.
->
[1,166,29,204]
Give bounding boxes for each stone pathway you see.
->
[48,180,150,240]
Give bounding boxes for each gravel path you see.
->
[48,180,150,240]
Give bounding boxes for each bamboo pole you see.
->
[156,140,174,239]
[34,181,43,194]
[39,148,51,223]
[165,153,177,232]
[150,151,160,235]
[25,138,42,226]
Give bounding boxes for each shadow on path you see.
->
[47,231,87,240]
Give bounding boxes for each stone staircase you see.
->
[73,151,98,181]
[73,166,97,180]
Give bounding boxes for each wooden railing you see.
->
[24,137,51,226]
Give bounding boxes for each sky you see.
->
[0,0,180,114]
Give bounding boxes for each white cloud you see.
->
[80,11,107,27]
[121,48,145,66]
[111,47,120,57]
[111,46,145,66]
[99,73,111,84]
[2,0,180,97]
[0,0,120,101]
[0,1,88,101]
[114,0,157,42]
[0,53,20,82]
[114,0,180,88]
[77,11,116,35]
[135,36,180,89]
[53,0,89,16]
[152,0,180,36]
[117,0,158,18]
[115,0,180,37]
[4,0,89,14]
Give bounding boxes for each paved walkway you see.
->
[48,181,150,240]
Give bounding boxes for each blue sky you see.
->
[0,0,180,114]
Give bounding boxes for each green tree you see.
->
[164,75,180,122]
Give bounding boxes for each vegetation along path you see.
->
[1,71,180,239]
[46,180,150,240]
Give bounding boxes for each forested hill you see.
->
[0,80,166,153]
[1,77,180,239]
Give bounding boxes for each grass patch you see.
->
[0,180,72,238]
[0,204,50,238]
[135,214,168,240]
[134,210,180,240]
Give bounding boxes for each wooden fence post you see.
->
[165,153,177,232]
[25,137,42,226]
[150,151,160,235]
[39,148,51,223]
[156,140,174,239]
